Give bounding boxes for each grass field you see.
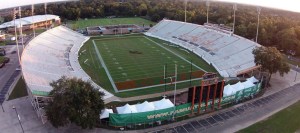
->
[8,77,28,100]
[79,34,217,97]
[0,56,4,64]
[238,100,300,133]
[69,17,156,29]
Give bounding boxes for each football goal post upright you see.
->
[189,59,193,86]
[163,64,178,108]
[173,64,177,120]
[164,64,167,97]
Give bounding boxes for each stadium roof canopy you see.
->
[0,0,78,10]
[0,15,60,29]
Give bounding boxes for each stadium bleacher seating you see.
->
[145,19,260,77]
[21,26,113,99]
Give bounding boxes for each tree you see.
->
[276,28,300,55]
[252,47,290,85]
[46,76,105,129]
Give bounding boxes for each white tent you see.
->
[100,108,113,119]
[135,101,155,113]
[231,81,245,92]
[116,104,137,114]
[247,76,259,83]
[223,84,235,96]
[153,98,174,110]
[242,80,255,89]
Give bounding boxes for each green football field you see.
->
[69,17,156,29]
[79,34,217,97]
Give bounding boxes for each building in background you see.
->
[0,14,61,32]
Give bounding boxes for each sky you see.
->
[0,0,76,10]
[215,0,300,13]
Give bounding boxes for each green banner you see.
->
[109,103,192,126]
[109,82,262,126]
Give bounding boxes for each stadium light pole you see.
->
[232,4,237,34]
[206,0,210,24]
[256,7,261,43]
[18,7,24,50]
[13,8,21,67]
[44,3,48,30]
[32,4,36,37]
[184,0,187,22]
[12,106,24,133]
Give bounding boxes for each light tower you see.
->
[232,4,237,33]
[256,7,261,43]
[32,4,36,37]
[184,0,187,22]
[18,7,24,49]
[13,8,21,66]
[206,0,210,24]
[44,3,48,29]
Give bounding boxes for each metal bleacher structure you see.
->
[21,26,113,123]
[145,19,261,77]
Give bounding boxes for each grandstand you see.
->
[145,19,261,77]
[21,25,113,122]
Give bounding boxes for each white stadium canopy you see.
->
[0,0,78,10]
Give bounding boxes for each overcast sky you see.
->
[215,0,300,13]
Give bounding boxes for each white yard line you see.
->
[92,40,119,92]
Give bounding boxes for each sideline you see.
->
[93,40,118,92]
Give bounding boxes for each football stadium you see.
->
[20,18,263,126]
[0,0,270,131]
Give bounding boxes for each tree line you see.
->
[4,0,300,56]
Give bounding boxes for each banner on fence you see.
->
[109,82,262,126]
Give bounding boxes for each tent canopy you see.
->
[242,80,255,88]
[0,0,78,10]
[116,104,137,114]
[231,81,245,92]
[135,101,155,113]
[247,76,259,83]
[153,98,174,110]
[100,108,113,119]
[223,84,234,96]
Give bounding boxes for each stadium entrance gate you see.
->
[188,73,225,114]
